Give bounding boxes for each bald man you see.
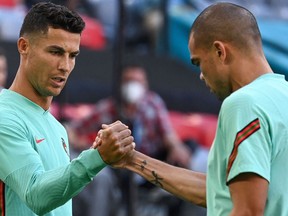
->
[102,2,288,216]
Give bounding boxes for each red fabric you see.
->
[0,0,15,7]
[169,111,218,148]
[80,15,106,50]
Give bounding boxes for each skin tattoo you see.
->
[140,160,164,188]
[141,160,147,171]
[151,171,164,188]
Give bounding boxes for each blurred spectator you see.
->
[67,64,207,216]
[71,64,191,166]
[0,48,8,91]
[0,0,27,42]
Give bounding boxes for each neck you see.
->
[10,72,52,111]
[231,54,273,92]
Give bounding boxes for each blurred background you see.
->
[0,0,287,216]
[1,0,287,114]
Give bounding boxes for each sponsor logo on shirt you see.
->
[35,138,45,144]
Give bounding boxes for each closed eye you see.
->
[70,51,79,59]
[50,50,62,56]
[191,58,200,67]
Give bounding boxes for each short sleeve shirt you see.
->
[207,74,288,216]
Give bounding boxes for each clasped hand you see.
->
[92,121,135,167]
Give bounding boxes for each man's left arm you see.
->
[228,172,268,216]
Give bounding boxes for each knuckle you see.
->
[126,136,133,143]
[103,128,112,136]
[130,136,134,142]
[127,129,132,136]
[110,134,118,142]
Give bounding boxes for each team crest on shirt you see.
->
[61,138,69,157]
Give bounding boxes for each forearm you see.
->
[5,149,106,215]
[125,151,207,207]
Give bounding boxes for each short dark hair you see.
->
[190,3,262,51]
[19,2,85,37]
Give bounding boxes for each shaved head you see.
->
[190,3,262,52]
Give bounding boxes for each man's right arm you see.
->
[118,150,207,207]
[0,117,133,215]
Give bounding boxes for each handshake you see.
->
[91,120,136,168]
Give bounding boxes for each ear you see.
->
[213,41,226,63]
[17,37,29,55]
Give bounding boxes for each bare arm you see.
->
[120,150,207,207]
[229,173,268,216]
[95,123,206,207]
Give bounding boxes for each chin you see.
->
[52,91,62,97]
[50,87,64,96]
[44,90,62,97]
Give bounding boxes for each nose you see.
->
[58,56,72,73]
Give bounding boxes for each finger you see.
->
[102,124,109,129]
[101,120,124,129]
[97,129,104,139]
[121,135,134,147]
[91,137,101,149]
[132,142,136,149]
[122,141,136,153]
[101,122,129,138]
[94,136,102,148]
[109,122,129,132]
[91,130,104,149]
[115,128,132,141]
